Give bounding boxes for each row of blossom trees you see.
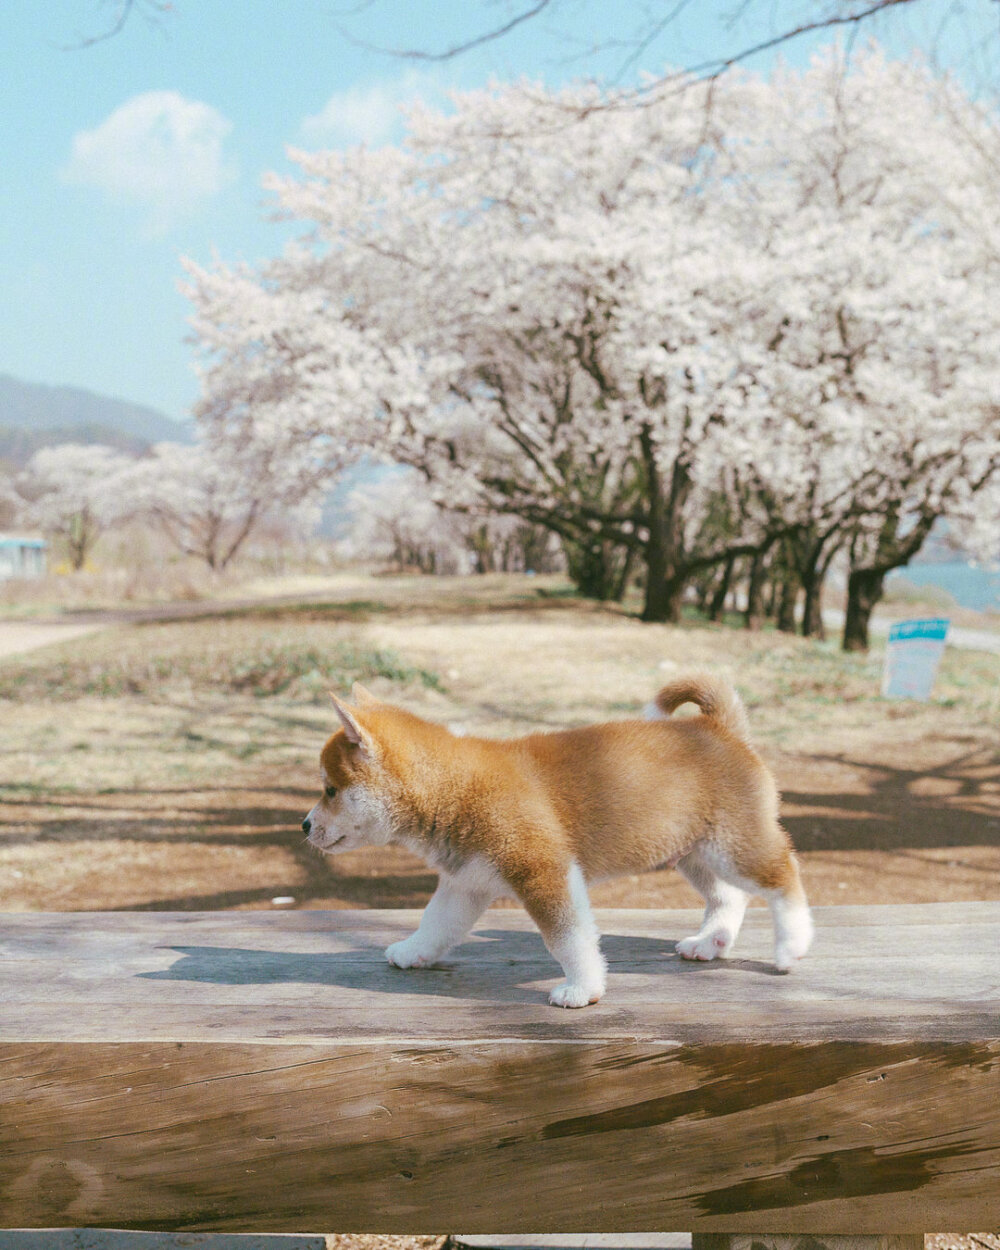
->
[12,440,322,572]
[183,45,1000,649]
[341,469,562,575]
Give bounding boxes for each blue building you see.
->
[0,534,47,580]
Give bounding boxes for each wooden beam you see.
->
[2,905,998,1232]
[692,1238,924,1250]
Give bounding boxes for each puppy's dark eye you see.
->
[324,785,337,799]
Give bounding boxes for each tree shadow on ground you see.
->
[780,744,1000,851]
[3,743,998,910]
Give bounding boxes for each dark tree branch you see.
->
[330,0,994,102]
[333,0,555,63]
[61,0,174,50]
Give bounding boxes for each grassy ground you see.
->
[1,572,998,914]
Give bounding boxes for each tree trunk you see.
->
[708,555,735,622]
[640,532,687,622]
[695,571,715,613]
[468,524,493,574]
[842,566,886,652]
[765,572,779,620]
[611,545,637,603]
[801,538,844,640]
[744,549,769,631]
[776,567,799,633]
[564,538,626,601]
[840,507,939,652]
[639,521,687,622]
[801,568,826,640]
[68,511,92,571]
[642,573,686,622]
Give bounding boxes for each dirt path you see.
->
[0,621,106,659]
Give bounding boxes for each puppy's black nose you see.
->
[301,818,311,834]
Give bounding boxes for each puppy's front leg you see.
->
[522,861,606,1008]
[385,874,493,969]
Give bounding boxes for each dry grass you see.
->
[1,577,997,1245]
[0,555,221,617]
[1,572,998,915]
[0,618,441,700]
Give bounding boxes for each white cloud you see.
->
[300,72,441,148]
[63,91,236,232]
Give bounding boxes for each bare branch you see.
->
[60,0,175,50]
[683,0,919,82]
[334,0,997,114]
[332,0,555,63]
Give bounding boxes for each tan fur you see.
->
[304,673,811,1001]
[654,671,751,742]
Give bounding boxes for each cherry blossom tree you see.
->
[0,468,21,531]
[18,444,134,570]
[184,44,1000,642]
[185,72,781,618]
[946,472,1000,572]
[341,468,561,575]
[121,440,323,572]
[340,470,473,574]
[681,48,1000,642]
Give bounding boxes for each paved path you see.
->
[0,587,362,662]
[0,621,107,660]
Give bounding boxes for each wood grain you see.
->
[1,905,998,1232]
[691,1238,924,1250]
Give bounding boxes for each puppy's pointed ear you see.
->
[329,694,371,758]
[351,681,377,706]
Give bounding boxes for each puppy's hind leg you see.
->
[521,861,606,1008]
[675,846,749,961]
[699,837,813,972]
[759,849,813,972]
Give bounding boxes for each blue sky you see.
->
[1,0,995,424]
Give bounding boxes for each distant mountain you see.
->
[0,421,154,465]
[0,373,192,467]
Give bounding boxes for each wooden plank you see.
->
[2,1039,998,1232]
[0,1234,328,1249]
[2,905,998,1044]
[691,1239,923,1250]
[454,1237,691,1249]
[1,906,998,1233]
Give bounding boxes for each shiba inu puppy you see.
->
[303,674,813,1007]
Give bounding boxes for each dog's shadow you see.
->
[140,927,777,1003]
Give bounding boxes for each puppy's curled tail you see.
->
[650,672,751,743]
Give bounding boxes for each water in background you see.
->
[888,561,1000,611]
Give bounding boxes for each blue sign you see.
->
[883,617,950,700]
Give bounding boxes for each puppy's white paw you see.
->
[548,981,603,1008]
[775,910,810,975]
[385,938,434,969]
[677,928,733,961]
[774,917,813,971]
